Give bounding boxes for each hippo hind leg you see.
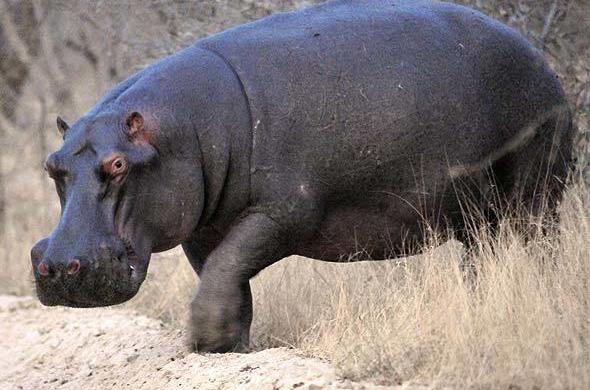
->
[490,113,574,236]
[454,113,573,280]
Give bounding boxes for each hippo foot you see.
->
[189,282,252,353]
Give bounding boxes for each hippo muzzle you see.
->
[31,232,147,307]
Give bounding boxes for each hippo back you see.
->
[196,0,567,203]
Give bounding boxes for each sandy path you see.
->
[0,296,398,390]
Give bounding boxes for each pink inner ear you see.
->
[126,111,154,145]
[127,112,144,136]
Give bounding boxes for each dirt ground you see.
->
[0,295,411,390]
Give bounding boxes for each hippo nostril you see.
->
[66,259,81,275]
[37,262,50,277]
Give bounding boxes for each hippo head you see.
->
[30,110,204,307]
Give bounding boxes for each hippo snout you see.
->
[31,236,144,307]
[32,237,87,278]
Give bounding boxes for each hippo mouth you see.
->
[39,291,137,308]
[121,236,141,273]
[36,276,141,308]
[34,235,148,308]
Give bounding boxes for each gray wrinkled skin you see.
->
[31,0,573,352]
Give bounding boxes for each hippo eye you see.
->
[101,155,128,182]
[111,158,127,175]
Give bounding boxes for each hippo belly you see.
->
[297,199,425,261]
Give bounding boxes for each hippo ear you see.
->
[125,111,157,165]
[125,112,150,144]
[56,116,69,137]
[126,112,144,135]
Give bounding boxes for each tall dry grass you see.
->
[250,184,589,388]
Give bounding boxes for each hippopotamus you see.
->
[31,0,573,352]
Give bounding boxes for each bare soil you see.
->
[0,295,400,390]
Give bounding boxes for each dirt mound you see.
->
[0,296,395,390]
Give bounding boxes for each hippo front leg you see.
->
[182,241,207,275]
[182,227,223,275]
[189,212,289,353]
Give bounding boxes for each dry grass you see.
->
[116,183,590,389]
[250,184,589,388]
